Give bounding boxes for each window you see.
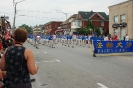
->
[73,22,75,26]
[101,21,104,26]
[120,28,125,40]
[114,16,118,23]
[114,28,118,35]
[74,22,76,26]
[77,21,80,27]
[120,14,125,22]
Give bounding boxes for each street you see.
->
[24,41,133,88]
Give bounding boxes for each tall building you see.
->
[108,0,133,40]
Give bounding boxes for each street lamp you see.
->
[13,0,25,29]
[56,10,68,20]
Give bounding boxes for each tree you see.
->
[94,27,101,36]
[75,19,102,35]
[19,24,33,34]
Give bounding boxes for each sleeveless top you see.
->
[5,46,30,85]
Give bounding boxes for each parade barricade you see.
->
[93,40,133,57]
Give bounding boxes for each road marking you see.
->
[33,52,40,53]
[97,83,108,88]
[36,59,61,64]
[56,59,61,62]
[33,52,47,53]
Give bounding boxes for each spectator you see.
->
[113,34,117,41]
[104,35,108,41]
[125,34,129,41]
[0,28,39,88]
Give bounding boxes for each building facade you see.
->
[108,0,133,40]
[60,14,77,35]
[75,11,109,34]
[43,21,63,35]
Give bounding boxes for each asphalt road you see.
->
[24,41,133,88]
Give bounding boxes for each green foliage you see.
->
[76,19,94,35]
[19,24,33,34]
[94,27,101,36]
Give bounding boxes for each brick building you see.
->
[43,21,63,35]
[75,11,109,34]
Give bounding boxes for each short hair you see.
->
[14,28,28,43]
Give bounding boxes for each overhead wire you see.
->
[0,11,65,20]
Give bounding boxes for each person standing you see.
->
[113,34,117,41]
[125,34,129,41]
[0,28,39,88]
[104,35,109,41]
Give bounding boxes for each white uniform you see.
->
[52,35,56,48]
[72,35,76,47]
[35,36,41,48]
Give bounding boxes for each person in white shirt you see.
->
[72,34,76,48]
[52,34,56,48]
[125,34,129,41]
[88,34,92,48]
[104,35,108,41]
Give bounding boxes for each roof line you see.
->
[108,0,129,8]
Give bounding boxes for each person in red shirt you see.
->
[113,34,117,40]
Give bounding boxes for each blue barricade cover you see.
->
[93,41,133,54]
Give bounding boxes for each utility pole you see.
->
[13,0,25,30]
[56,10,68,20]
[13,3,17,29]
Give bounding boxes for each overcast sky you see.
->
[0,0,127,27]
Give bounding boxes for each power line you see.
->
[17,10,69,14]
[0,11,65,20]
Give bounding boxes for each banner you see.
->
[93,41,133,54]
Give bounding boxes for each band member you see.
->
[72,34,76,48]
[52,34,56,48]
[81,35,86,47]
[35,34,40,49]
[67,34,72,47]
[88,34,92,48]
[48,34,53,48]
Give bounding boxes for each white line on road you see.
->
[56,59,61,62]
[36,59,61,64]
[97,83,108,88]
[33,52,47,53]
[33,52,40,53]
